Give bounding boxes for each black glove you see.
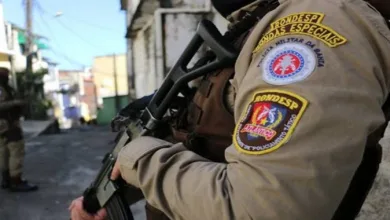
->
[110,93,155,132]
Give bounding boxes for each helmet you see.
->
[211,0,257,18]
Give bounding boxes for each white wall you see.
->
[43,65,60,92]
[133,28,148,98]
[163,13,207,72]
[12,44,49,72]
[0,3,12,55]
[130,0,229,98]
[5,25,49,73]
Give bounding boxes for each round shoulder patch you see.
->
[261,43,316,85]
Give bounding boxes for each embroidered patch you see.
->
[233,90,308,155]
[260,42,316,85]
[253,12,347,53]
[258,37,325,68]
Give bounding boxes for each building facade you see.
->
[120,0,228,99]
[58,68,98,127]
[92,54,128,99]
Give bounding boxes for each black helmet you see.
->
[211,0,257,18]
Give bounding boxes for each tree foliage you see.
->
[15,68,51,120]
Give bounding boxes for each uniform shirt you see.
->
[117,0,390,219]
[0,85,10,102]
[0,84,22,121]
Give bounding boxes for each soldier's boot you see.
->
[9,175,38,192]
[1,170,10,189]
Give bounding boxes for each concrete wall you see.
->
[133,27,153,98]
[128,0,228,98]
[92,54,128,98]
[0,2,12,72]
[80,79,97,119]
[163,13,208,73]
[43,65,62,119]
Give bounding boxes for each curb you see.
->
[40,119,61,136]
[25,119,61,140]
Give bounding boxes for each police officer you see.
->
[0,67,38,192]
[70,0,390,219]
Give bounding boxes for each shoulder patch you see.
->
[253,12,348,54]
[260,42,316,85]
[233,90,308,155]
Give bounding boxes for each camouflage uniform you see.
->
[0,68,38,192]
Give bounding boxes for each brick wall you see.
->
[80,78,97,117]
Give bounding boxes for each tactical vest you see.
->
[171,67,235,162]
[145,1,390,219]
[167,2,283,164]
[145,2,280,219]
[0,83,12,119]
[0,83,23,142]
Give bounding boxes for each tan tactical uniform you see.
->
[0,86,25,177]
[118,0,390,219]
[0,138,25,177]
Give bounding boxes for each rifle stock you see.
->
[81,19,238,220]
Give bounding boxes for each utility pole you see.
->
[25,0,33,57]
[25,0,34,119]
[113,53,120,113]
[9,56,17,91]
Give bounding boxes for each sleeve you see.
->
[117,0,390,219]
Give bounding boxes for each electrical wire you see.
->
[31,0,125,75]
[48,48,86,68]
[34,4,84,68]
[33,1,104,69]
[64,16,119,33]
[34,0,108,53]
[49,48,117,76]
[55,19,104,52]
[34,0,120,33]
[34,6,61,49]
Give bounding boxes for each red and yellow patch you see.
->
[233,90,308,155]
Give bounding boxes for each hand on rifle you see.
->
[68,162,123,220]
[69,197,107,220]
[110,160,122,181]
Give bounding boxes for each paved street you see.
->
[357,124,390,220]
[0,126,121,220]
[1,125,390,220]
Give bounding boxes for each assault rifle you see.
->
[81,19,238,220]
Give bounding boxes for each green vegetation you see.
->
[15,68,51,120]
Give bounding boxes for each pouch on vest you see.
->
[170,2,280,162]
[145,2,281,220]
